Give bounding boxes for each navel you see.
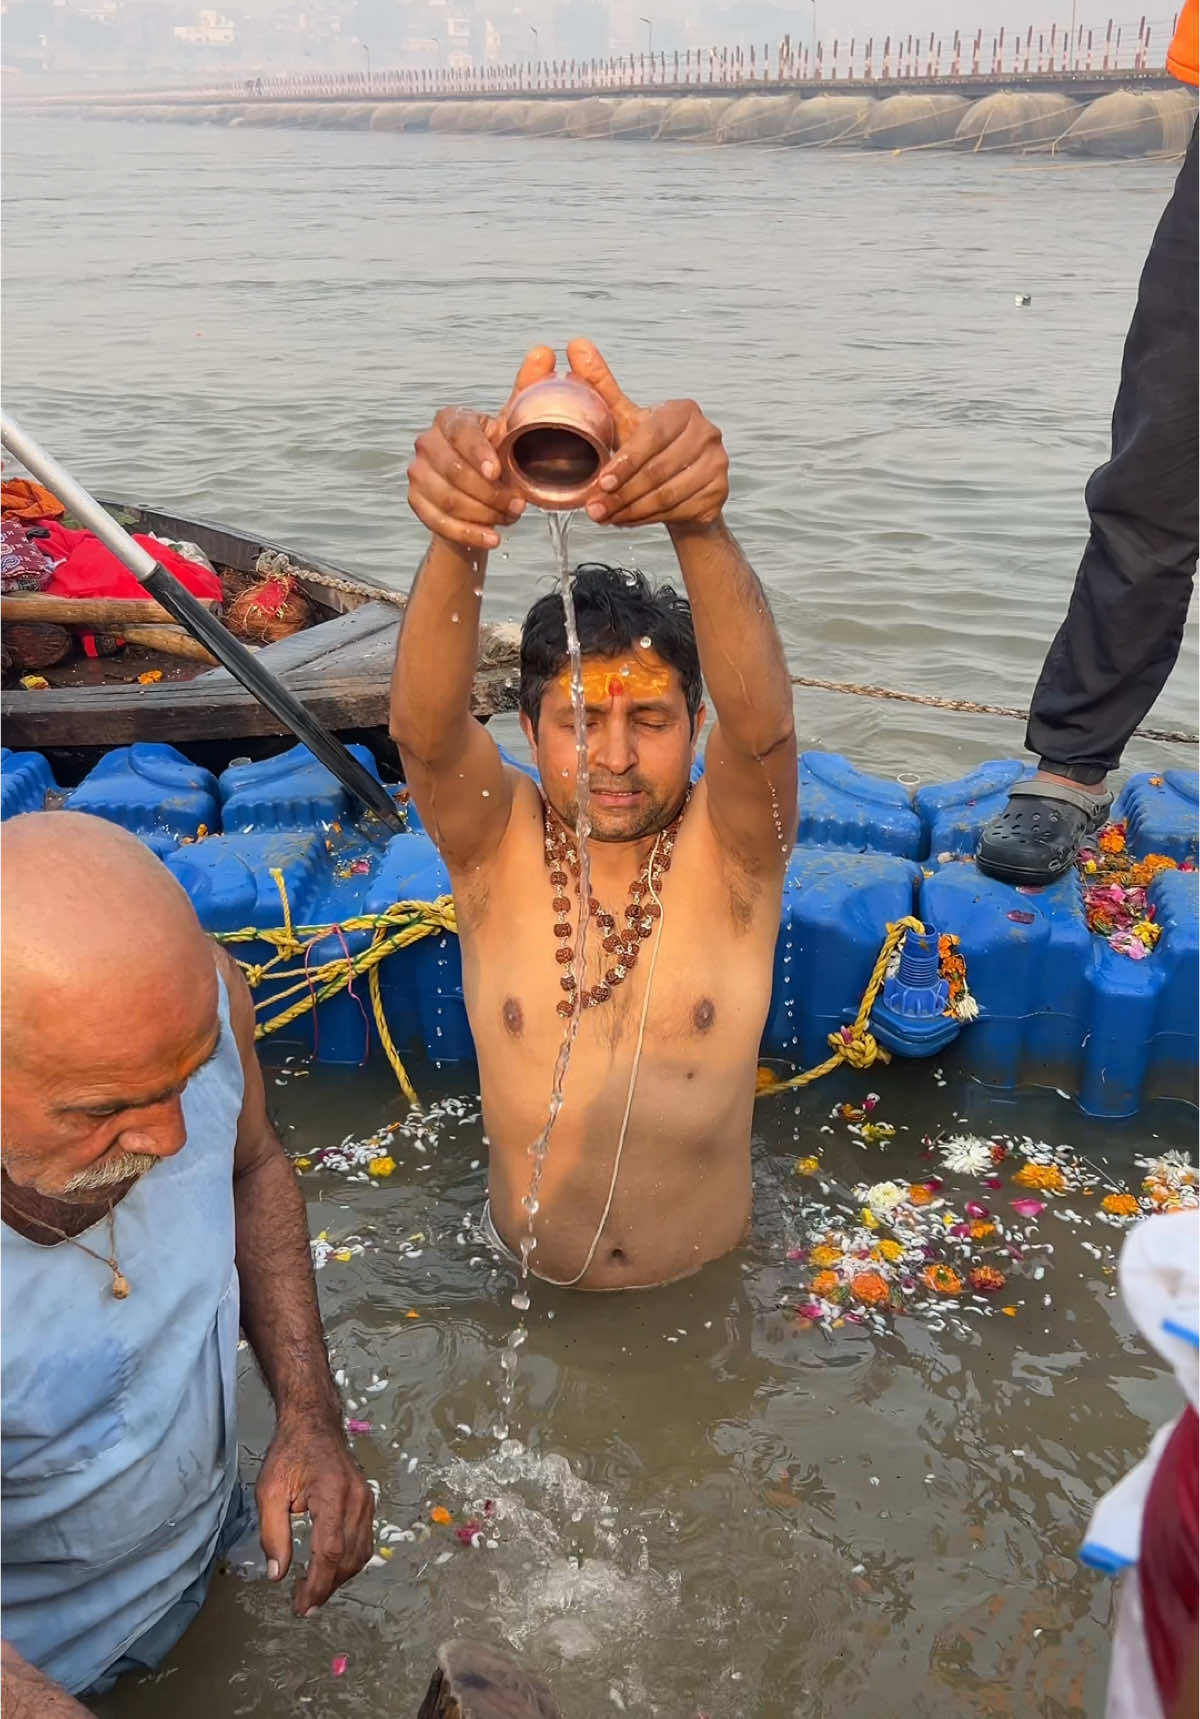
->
[502,997,524,1038]
[693,998,716,1033]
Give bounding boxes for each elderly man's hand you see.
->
[257,1413,375,1616]
[568,339,729,530]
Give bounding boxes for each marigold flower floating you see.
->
[368,1154,396,1177]
[809,1243,844,1269]
[850,1271,892,1307]
[1139,1152,1200,1213]
[429,1506,452,1525]
[794,1156,821,1177]
[786,1122,1159,1334]
[1013,1162,1068,1194]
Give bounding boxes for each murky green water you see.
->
[91,1049,1190,1719]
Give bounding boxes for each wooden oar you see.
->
[1,415,404,833]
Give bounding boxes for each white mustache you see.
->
[64,1151,159,1193]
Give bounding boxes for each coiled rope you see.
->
[214,866,457,1107]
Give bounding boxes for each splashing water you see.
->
[496,511,593,1436]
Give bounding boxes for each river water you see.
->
[4,117,1197,1716]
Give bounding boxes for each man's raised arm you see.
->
[390,351,552,870]
[569,340,797,864]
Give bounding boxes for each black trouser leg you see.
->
[1025,122,1198,782]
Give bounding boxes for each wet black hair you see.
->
[519,563,702,729]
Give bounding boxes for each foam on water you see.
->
[443,1442,681,1672]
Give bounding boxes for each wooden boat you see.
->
[0,500,520,779]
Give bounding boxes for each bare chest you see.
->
[457,843,776,1070]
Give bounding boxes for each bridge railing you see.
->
[225,16,1176,101]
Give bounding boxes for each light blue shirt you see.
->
[2,973,245,1694]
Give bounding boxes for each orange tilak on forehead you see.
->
[556,652,673,704]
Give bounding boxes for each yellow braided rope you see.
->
[755,915,926,1096]
[214,875,457,1103]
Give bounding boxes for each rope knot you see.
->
[828,1026,889,1072]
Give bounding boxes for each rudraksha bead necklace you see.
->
[543,794,689,1017]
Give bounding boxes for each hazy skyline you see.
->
[1,0,1177,84]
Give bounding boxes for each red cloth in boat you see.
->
[36,521,222,603]
[1139,1405,1199,1713]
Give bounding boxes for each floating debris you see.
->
[310,1230,369,1270]
[784,1115,1195,1333]
[291,1095,483,1180]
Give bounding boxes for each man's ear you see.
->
[519,710,539,763]
[691,702,708,753]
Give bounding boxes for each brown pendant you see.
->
[112,1270,131,1300]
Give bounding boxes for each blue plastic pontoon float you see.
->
[2,742,1195,1119]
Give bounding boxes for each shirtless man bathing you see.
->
[390,341,796,1290]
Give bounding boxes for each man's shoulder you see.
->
[444,767,543,911]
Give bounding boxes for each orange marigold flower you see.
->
[811,1270,842,1298]
[1101,1193,1140,1217]
[921,1264,964,1295]
[1014,1162,1068,1194]
[429,1506,452,1525]
[969,1266,1006,1293]
[907,1183,936,1206]
[1096,824,1127,854]
[969,1221,996,1240]
[1129,853,1176,889]
[810,1244,844,1269]
[850,1270,892,1307]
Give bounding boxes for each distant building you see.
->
[173,9,236,44]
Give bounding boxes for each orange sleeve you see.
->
[1167,0,1199,84]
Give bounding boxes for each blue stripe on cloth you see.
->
[1161,1318,1200,1348]
[1079,1540,1135,1575]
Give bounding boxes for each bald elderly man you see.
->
[1,813,374,1714]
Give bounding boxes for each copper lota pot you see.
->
[496,375,616,511]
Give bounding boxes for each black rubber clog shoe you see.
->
[976,780,1113,887]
